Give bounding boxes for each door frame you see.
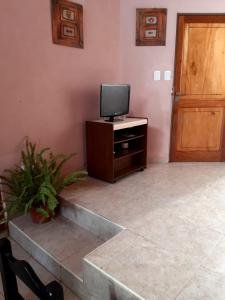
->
[169,13,225,162]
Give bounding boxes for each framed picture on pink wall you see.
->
[136,8,167,46]
[146,16,158,25]
[51,0,83,48]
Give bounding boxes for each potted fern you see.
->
[0,139,86,223]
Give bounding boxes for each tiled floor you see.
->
[61,163,225,300]
[0,235,80,300]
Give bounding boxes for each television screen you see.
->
[100,84,130,121]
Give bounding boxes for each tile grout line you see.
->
[200,265,225,279]
[198,233,225,279]
[173,271,197,300]
[173,235,225,300]
[174,265,225,300]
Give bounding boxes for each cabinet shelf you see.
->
[114,134,145,144]
[114,149,144,160]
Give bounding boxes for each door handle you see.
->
[174,92,185,102]
[171,87,185,102]
[175,95,180,102]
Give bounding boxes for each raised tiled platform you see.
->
[60,163,225,299]
[9,163,225,300]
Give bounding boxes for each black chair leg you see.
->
[0,238,22,300]
[0,237,64,300]
[46,281,64,300]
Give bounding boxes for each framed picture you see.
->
[51,0,83,48]
[136,8,167,46]
[146,16,158,25]
[145,29,157,38]
[62,7,75,21]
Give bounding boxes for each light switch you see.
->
[154,71,161,81]
[164,70,172,81]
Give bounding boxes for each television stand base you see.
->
[105,116,124,122]
[105,116,116,122]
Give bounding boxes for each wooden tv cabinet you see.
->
[86,117,148,183]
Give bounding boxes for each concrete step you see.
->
[9,214,103,299]
[9,198,129,299]
[9,198,144,300]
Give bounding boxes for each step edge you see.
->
[71,202,125,231]
[83,229,126,259]
[84,257,145,300]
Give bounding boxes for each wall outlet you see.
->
[164,70,172,81]
[154,70,161,81]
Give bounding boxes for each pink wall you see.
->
[2,0,225,172]
[120,0,225,162]
[0,0,120,173]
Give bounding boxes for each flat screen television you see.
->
[100,84,130,122]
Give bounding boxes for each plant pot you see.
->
[30,207,52,224]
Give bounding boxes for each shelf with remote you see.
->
[86,117,148,183]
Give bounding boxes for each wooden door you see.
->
[170,15,225,161]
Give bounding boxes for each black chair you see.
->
[0,237,64,300]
